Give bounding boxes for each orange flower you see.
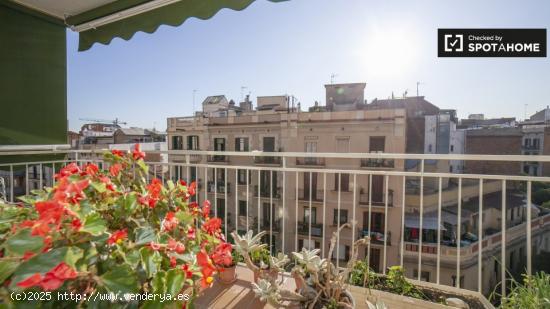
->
[162,212,179,232]
[202,200,211,218]
[202,217,221,235]
[111,149,125,157]
[167,238,185,254]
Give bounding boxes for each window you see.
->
[332,244,350,261]
[450,145,454,152]
[304,207,317,224]
[172,136,183,150]
[451,275,465,288]
[263,136,275,152]
[369,136,385,152]
[413,270,431,282]
[299,239,319,250]
[237,169,250,185]
[238,200,247,216]
[428,144,433,152]
[235,137,249,152]
[334,173,350,191]
[333,209,348,225]
[336,137,350,153]
[187,136,199,150]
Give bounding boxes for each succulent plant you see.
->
[292,248,326,273]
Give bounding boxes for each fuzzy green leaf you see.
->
[4,229,44,256]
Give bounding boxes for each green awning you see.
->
[68,0,289,51]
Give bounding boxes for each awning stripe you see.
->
[76,0,289,51]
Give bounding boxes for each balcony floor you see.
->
[195,265,372,308]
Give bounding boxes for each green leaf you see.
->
[0,260,19,282]
[5,229,44,256]
[10,246,83,289]
[124,250,140,268]
[81,212,107,236]
[100,265,139,294]
[165,269,185,296]
[136,160,149,174]
[140,247,161,278]
[175,211,193,226]
[134,226,156,245]
[167,180,175,191]
[90,181,107,193]
[152,271,166,293]
[122,193,138,214]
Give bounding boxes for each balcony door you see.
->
[371,175,384,203]
[263,137,275,152]
[304,206,317,224]
[305,141,317,164]
[304,172,318,200]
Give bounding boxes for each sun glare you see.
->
[359,26,418,78]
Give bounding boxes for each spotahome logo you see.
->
[438,29,546,57]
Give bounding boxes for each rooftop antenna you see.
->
[192,89,198,115]
[240,86,248,101]
[330,73,338,84]
[524,103,528,121]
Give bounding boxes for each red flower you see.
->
[149,242,161,251]
[109,163,122,177]
[147,178,163,198]
[40,262,77,291]
[42,236,52,252]
[211,243,233,267]
[162,212,179,232]
[188,181,197,196]
[111,149,126,157]
[83,163,99,176]
[181,264,193,279]
[71,218,82,231]
[107,229,127,245]
[197,250,216,288]
[167,238,185,254]
[202,200,211,218]
[54,163,81,180]
[187,227,196,240]
[202,217,221,235]
[138,195,158,209]
[35,200,65,224]
[16,273,42,289]
[22,251,35,261]
[170,256,177,268]
[100,176,116,191]
[132,144,145,160]
[179,180,187,186]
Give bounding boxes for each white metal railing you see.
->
[1,148,550,298]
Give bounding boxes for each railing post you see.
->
[437,177,442,285]
[527,180,532,277]
[501,179,507,298]
[478,179,483,293]
[457,177,462,288]
[282,157,286,254]
[418,159,424,281]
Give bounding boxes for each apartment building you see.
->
[167,86,407,271]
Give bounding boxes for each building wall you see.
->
[0,4,66,147]
[465,134,522,175]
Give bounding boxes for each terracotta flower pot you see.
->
[292,272,303,291]
[218,265,237,284]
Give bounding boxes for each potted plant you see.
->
[0,145,228,308]
[232,223,369,308]
[214,245,242,284]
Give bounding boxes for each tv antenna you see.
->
[240,86,248,101]
[416,81,424,96]
[79,118,127,126]
[330,73,338,84]
[192,89,198,114]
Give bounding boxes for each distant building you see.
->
[458,117,516,130]
[529,106,550,123]
[113,128,166,144]
[67,131,80,148]
[464,128,523,175]
[325,83,366,111]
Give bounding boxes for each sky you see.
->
[67,0,550,131]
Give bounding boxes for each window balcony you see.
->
[296,157,325,166]
[297,221,323,237]
[359,190,393,207]
[207,181,231,194]
[253,185,281,199]
[254,156,281,165]
[298,189,324,202]
[360,158,395,168]
[207,155,229,163]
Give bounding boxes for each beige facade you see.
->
[167,105,406,271]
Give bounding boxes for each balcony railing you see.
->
[360,158,395,168]
[3,147,550,298]
[297,221,323,237]
[296,157,325,166]
[298,189,324,202]
[254,156,281,165]
[207,155,229,163]
[358,190,393,206]
[207,181,231,194]
[253,185,281,199]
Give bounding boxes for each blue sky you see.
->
[67,0,550,131]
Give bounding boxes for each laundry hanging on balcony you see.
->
[66,0,290,51]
